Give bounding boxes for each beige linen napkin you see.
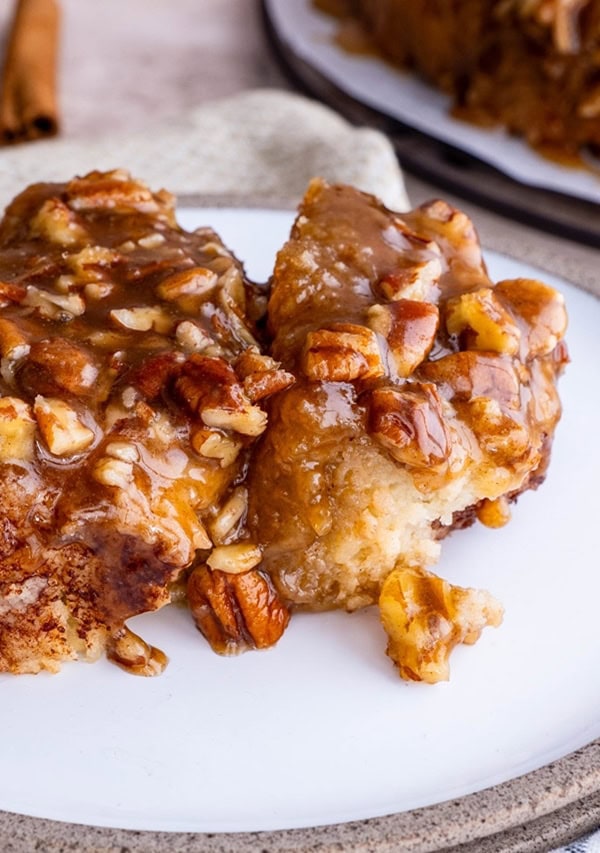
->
[0,88,408,211]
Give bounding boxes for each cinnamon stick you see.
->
[0,0,60,144]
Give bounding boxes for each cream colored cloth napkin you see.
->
[0,89,408,211]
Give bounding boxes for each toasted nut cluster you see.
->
[187,565,290,655]
[379,565,504,683]
[175,355,268,437]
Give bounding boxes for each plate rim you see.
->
[1,741,599,851]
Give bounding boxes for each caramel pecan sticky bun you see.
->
[0,169,292,675]
[247,179,567,683]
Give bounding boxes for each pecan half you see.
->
[65,169,168,216]
[187,564,290,655]
[302,323,385,382]
[368,384,451,468]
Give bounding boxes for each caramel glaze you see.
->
[0,170,281,674]
[248,179,568,611]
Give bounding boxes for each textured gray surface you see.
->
[0,741,599,851]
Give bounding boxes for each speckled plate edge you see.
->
[2,741,600,852]
[2,195,598,853]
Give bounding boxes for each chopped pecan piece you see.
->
[209,487,248,544]
[378,257,442,302]
[409,200,484,273]
[0,318,30,360]
[17,338,98,399]
[495,278,568,358]
[0,280,26,305]
[34,396,95,457]
[368,384,451,468]
[367,300,439,377]
[234,348,294,402]
[302,323,385,382]
[110,306,173,334]
[129,351,184,400]
[379,565,503,683]
[465,397,530,460]
[107,626,168,677]
[29,198,88,246]
[156,267,218,301]
[175,320,215,354]
[207,542,262,574]
[445,288,521,355]
[175,355,267,436]
[191,429,242,467]
[22,286,85,320]
[19,338,99,398]
[187,564,290,654]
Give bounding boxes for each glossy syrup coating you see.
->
[0,169,292,675]
[248,179,568,681]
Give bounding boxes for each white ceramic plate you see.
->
[1,207,599,835]
[264,0,600,205]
